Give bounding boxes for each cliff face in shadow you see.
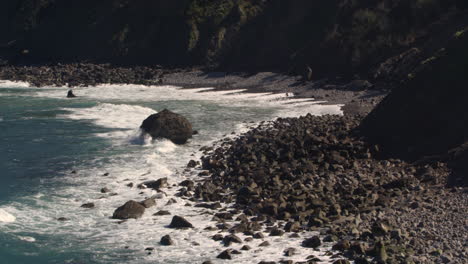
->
[0,0,467,79]
[360,28,468,185]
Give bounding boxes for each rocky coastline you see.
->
[1,62,466,263]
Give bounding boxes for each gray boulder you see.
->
[112,200,145,219]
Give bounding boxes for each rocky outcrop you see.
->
[140,109,193,144]
[360,29,468,186]
[112,200,146,219]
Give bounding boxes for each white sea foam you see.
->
[61,103,156,130]
[0,209,16,223]
[18,236,36,242]
[0,80,31,88]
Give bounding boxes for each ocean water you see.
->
[0,81,342,264]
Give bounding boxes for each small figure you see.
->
[67,89,76,98]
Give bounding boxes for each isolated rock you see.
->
[67,90,76,98]
[112,200,145,219]
[81,203,95,208]
[160,235,174,245]
[168,215,193,228]
[140,109,193,144]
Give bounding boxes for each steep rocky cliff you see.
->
[1,0,466,79]
[360,28,468,185]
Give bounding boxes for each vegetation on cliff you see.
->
[1,0,466,79]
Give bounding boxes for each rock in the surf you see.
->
[112,200,145,219]
[168,215,193,228]
[160,234,174,245]
[140,109,193,144]
[67,89,76,98]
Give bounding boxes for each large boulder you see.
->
[112,200,146,219]
[140,109,193,144]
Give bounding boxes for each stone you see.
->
[112,200,145,219]
[140,109,193,144]
[284,247,296,256]
[241,245,251,251]
[140,178,167,190]
[81,203,95,209]
[223,235,242,246]
[168,215,193,228]
[259,241,270,247]
[217,249,232,260]
[160,235,173,245]
[302,236,321,248]
[101,187,110,193]
[153,210,171,216]
[140,198,156,208]
[67,90,76,98]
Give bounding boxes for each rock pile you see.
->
[188,114,452,263]
[0,63,164,87]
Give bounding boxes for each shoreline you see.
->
[0,63,386,116]
[1,64,465,264]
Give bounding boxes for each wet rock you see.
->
[112,200,145,219]
[140,178,168,190]
[81,203,95,209]
[223,235,242,246]
[140,198,156,208]
[284,247,296,256]
[302,236,321,248]
[217,249,232,260]
[212,234,224,241]
[187,160,197,168]
[168,215,193,228]
[140,109,193,144]
[241,245,251,251]
[100,187,110,193]
[67,90,76,98]
[160,235,173,245]
[332,240,350,251]
[57,217,69,221]
[153,210,171,216]
[259,241,270,247]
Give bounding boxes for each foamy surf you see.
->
[0,209,16,223]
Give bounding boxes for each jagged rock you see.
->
[168,215,193,228]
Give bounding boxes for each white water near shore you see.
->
[0,82,342,263]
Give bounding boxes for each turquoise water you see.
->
[0,83,341,264]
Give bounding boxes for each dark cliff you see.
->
[0,0,467,79]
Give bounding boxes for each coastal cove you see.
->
[0,81,342,264]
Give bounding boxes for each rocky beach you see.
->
[0,1,467,264]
